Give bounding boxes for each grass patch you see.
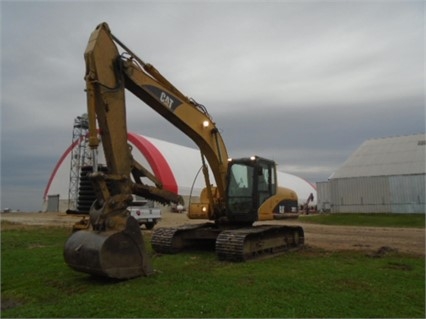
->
[300,213,425,228]
[1,224,425,318]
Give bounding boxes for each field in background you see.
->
[299,213,425,228]
[1,220,424,318]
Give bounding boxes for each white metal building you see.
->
[317,133,426,213]
[44,133,317,212]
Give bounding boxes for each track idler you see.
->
[64,214,153,279]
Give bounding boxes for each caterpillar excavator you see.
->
[64,22,304,279]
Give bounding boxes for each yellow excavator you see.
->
[64,22,304,279]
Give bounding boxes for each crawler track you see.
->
[216,225,304,261]
[151,223,216,254]
[151,224,304,261]
[151,227,182,254]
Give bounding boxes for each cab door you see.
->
[226,157,275,224]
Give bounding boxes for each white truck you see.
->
[129,197,161,230]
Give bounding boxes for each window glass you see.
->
[227,163,254,214]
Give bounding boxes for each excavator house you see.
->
[64,22,304,279]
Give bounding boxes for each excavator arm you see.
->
[85,23,185,216]
[87,23,229,219]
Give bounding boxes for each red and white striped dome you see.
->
[44,133,316,207]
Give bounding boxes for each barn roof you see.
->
[331,133,426,179]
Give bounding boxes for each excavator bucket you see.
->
[64,216,153,279]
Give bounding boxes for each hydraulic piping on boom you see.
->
[64,22,304,280]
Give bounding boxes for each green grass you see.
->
[1,224,425,318]
[300,213,425,228]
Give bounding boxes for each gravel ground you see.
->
[1,211,424,256]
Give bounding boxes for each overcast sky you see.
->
[1,1,424,211]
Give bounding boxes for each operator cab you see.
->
[226,156,276,224]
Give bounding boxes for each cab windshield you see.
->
[227,163,255,214]
[226,159,276,216]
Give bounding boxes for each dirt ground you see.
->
[1,211,424,256]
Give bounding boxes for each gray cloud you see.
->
[1,1,424,211]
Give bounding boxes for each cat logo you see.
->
[160,92,174,109]
[143,85,183,111]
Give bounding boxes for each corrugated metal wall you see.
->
[331,176,391,213]
[316,181,331,212]
[317,174,425,213]
[389,175,425,213]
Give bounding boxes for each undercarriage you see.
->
[151,223,304,261]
